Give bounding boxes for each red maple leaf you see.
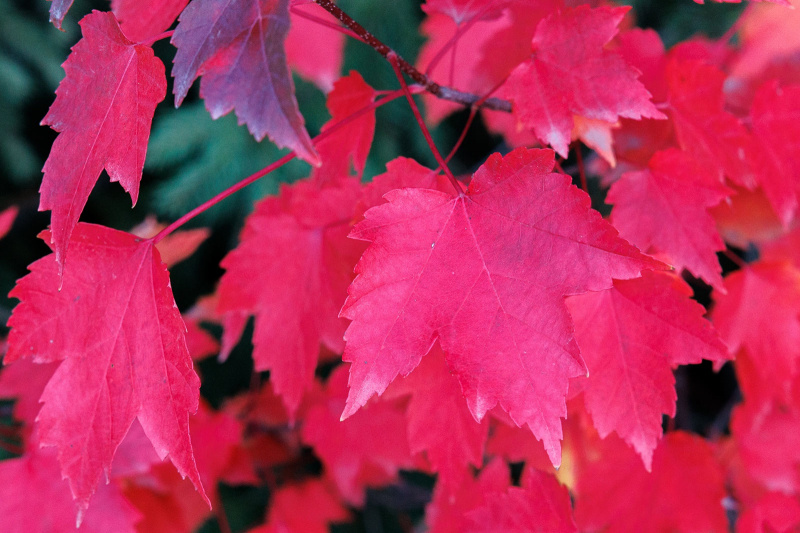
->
[0,357,58,439]
[340,147,661,465]
[712,262,800,396]
[40,11,166,269]
[217,177,365,417]
[0,447,141,532]
[383,343,489,492]
[311,71,377,184]
[467,465,577,532]
[501,5,663,157]
[171,0,317,164]
[250,479,349,533]
[566,271,728,468]
[730,380,800,495]
[301,366,417,505]
[425,457,511,533]
[486,412,553,471]
[5,223,207,514]
[355,156,451,219]
[607,149,731,291]
[285,2,345,92]
[111,0,189,43]
[665,58,757,189]
[750,81,800,227]
[574,431,728,532]
[129,216,209,268]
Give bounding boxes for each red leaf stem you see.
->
[388,53,461,194]
[152,88,406,243]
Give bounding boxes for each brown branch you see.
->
[312,0,512,113]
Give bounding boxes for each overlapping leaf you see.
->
[171,0,317,163]
[501,6,663,157]
[0,447,140,532]
[467,466,577,532]
[285,2,345,92]
[712,262,800,393]
[665,58,757,188]
[607,149,731,290]
[40,11,166,268]
[340,147,662,465]
[384,343,488,492]
[567,272,728,468]
[111,0,189,43]
[574,431,728,532]
[750,81,800,226]
[5,223,206,514]
[301,366,416,504]
[218,177,365,417]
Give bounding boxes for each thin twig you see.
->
[442,75,509,165]
[313,0,512,113]
[389,53,462,194]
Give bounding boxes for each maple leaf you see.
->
[301,366,417,505]
[501,5,663,158]
[40,11,166,269]
[417,11,509,124]
[0,447,141,532]
[311,71,377,184]
[426,457,511,533]
[566,271,728,469]
[711,186,784,249]
[422,0,508,25]
[574,431,728,532]
[171,0,317,164]
[340,147,662,465]
[0,357,58,440]
[5,223,207,514]
[730,382,800,494]
[250,479,349,533]
[665,58,757,188]
[486,412,553,471]
[285,2,345,92]
[111,0,189,43]
[418,1,559,125]
[730,0,800,81]
[467,465,577,533]
[383,343,489,492]
[607,149,731,291]
[118,403,251,533]
[750,81,800,226]
[217,177,365,417]
[355,157,451,219]
[616,28,668,103]
[712,262,800,395]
